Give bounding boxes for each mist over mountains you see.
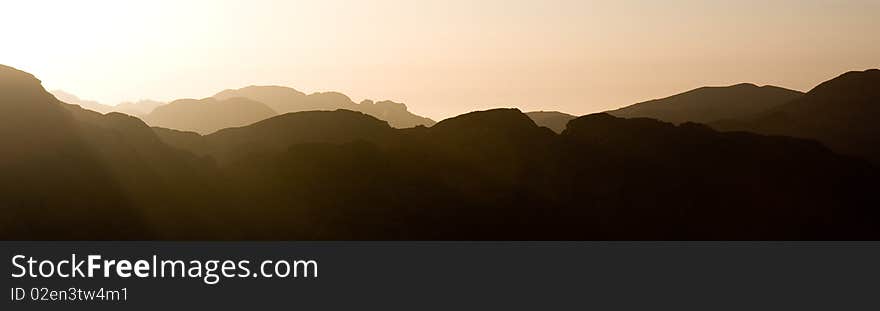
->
[115,99,165,116]
[50,90,163,116]
[525,111,577,133]
[2,64,879,240]
[50,90,114,114]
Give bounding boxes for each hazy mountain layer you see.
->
[214,85,435,128]
[526,111,577,133]
[610,83,804,124]
[144,97,278,135]
[50,90,115,114]
[115,99,164,116]
[50,90,164,116]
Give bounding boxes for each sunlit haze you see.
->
[2,0,878,119]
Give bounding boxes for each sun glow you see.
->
[2,0,878,119]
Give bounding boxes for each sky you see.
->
[2,0,878,119]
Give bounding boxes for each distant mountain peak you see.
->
[115,99,164,115]
[525,111,577,133]
[214,85,435,128]
[144,97,277,134]
[48,90,164,116]
[609,83,803,124]
[49,89,79,100]
[218,85,306,96]
[49,89,115,114]
[362,99,405,110]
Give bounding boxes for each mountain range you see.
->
[214,86,436,128]
[607,69,880,164]
[54,86,436,135]
[2,64,878,240]
[712,69,880,163]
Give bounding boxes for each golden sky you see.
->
[2,0,878,119]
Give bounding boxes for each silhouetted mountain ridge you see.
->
[713,69,880,163]
[2,64,878,240]
[149,107,878,239]
[610,83,803,124]
[1,65,216,239]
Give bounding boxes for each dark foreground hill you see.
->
[0,65,216,239]
[155,110,877,239]
[610,83,803,124]
[713,69,880,164]
[2,64,878,240]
